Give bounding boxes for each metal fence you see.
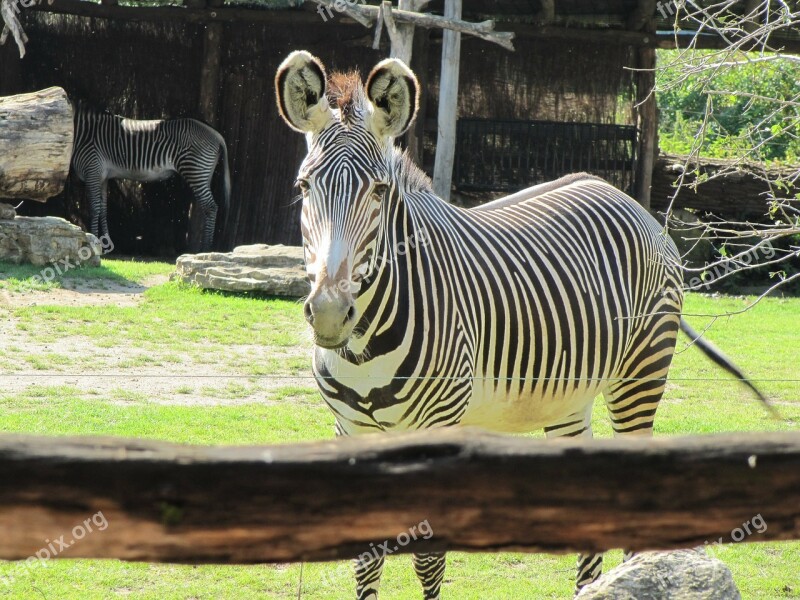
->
[454,119,638,195]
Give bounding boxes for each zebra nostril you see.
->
[303,302,314,324]
[345,305,356,325]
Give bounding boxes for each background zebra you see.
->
[275,51,769,600]
[70,102,230,251]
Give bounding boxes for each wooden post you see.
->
[385,0,428,164]
[408,26,430,166]
[198,20,222,127]
[0,430,798,562]
[634,45,657,210]
[432,0,461,201]
[0,87,73,202]
[190,5,224,251]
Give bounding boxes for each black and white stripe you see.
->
[70,103,230,250]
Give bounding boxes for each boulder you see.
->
[174,244,309,297]
[0,203,16,220]
[0,216,101,267]
[575,549,741,600]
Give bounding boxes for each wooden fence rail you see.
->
[0,429,798,563]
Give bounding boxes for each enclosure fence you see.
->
[453,119,638,195]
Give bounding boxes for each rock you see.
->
[0,216,101,267]
[174,244,309,297]
[575,549,741,600]
[0,204,16,220]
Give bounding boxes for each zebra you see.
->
[275,51,770,599]
[70,102,231,251]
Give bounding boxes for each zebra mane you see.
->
[327,70,365,126]
[389,147,433,195]
[326,70,431,195]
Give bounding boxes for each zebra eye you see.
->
[373,183,389,197]
[296,179,310,193]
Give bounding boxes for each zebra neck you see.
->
[349,196,419,355]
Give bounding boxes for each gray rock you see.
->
[575,549,741,600]
[0,216,101,267]
[174,244,309,297]
[0,203,16,220]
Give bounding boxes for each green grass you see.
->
[0,258,174,292]
[0,271,798,599]
[11,282,306,350]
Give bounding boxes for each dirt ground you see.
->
[0,275,314,406]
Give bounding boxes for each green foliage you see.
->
[657,50,800,162]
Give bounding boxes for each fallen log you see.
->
[651,152,798,218]
[0,87,73,202]
[0,429,798,563]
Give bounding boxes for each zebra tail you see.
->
[219,139,231,220]
[679,318,778,418]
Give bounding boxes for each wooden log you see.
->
[0,87,73,203]
[432,0,461,201]
[0,429,798,563]
[651,152,798,218]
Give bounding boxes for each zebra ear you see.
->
[275,51,334,134]
[365,58,419,141]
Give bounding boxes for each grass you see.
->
[0,258,174,292]
[12,282,306,349]
[0,261,798,599]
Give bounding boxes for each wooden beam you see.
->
[25,0,332,24]
[311,0,514,51]
[504,24,800,54]
[634,46,657,210]
[191,18,223,251]
[627,0,656,31]
[387,0,428,165]
[534,0,554,25]
[655,31,800,53]
[0,430,798,563]
[384,0,429,64]
[406,21,430,166]
[0,87,73,203]
[432,0,461,201]
[18,0,800,54]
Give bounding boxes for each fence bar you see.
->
[0,429,798,564]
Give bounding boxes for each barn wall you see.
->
[0,9,635,256]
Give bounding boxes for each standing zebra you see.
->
[275,51,769,599]
[70,103,231,251]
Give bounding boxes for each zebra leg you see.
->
[98,179,110,241]
[85,178,108,239]
[354,552,386,600]
[333,422,387,599]
[412,552,446,600]
[544,406,603,593]
[188,184,218,251]
[603,316,679,565]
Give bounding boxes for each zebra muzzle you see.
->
[303,288,358,348]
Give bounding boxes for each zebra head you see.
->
[276,51,419,349]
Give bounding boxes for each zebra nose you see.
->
[303,301,314,325]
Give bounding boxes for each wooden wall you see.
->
[0,8,636,256]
